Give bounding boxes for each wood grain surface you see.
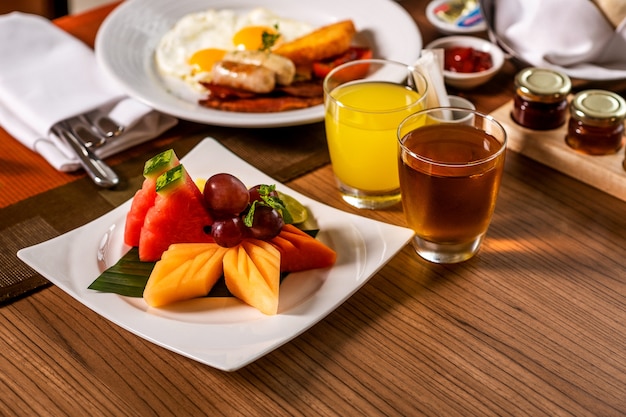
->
[1,1,625,416]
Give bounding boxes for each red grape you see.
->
[248,184,278,204]
[211,217,246,247]
[247,205,284,240]
[204,173,250,216]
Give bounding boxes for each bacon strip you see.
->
[200,95,323,113]
[199,80,324,113]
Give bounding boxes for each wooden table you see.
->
[1,2,625,416]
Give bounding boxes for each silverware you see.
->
[50,112,123,188]
[82,107,125,139]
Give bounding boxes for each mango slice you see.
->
[223,239,281,315]
[143,243,227,307]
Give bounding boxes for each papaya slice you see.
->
[143,243,227,307]
[223,239,281,315]
[270,224,337,272]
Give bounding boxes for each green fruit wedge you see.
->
[143,149,179,178]
[278,192,308,224]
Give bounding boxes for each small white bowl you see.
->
[447,95,475,110]
[426,0,488,35]
[445,95,476,124]
[425,35,505,90]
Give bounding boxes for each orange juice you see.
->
[325,81,424,193]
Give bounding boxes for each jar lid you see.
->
[570,90,626,125]
[515,67,572,102]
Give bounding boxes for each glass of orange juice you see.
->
[397,107,507,263]
[323,59,428,209]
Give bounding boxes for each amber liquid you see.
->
[399,124,505,244]
[565,118,625,155]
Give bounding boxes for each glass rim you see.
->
[323,59,429,114]
[397,106,508,168]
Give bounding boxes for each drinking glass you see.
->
[397,107,507,263]
[324,59,428,209]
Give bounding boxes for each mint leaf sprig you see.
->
[244,184,293,226]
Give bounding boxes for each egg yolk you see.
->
[188,48,227,73]
[232,25,280,50]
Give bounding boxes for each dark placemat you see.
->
[0,217,56,302]
[213,122,330,183]
[1,121,331,303]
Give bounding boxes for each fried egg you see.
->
[155,8,313,92]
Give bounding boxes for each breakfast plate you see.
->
[18,138,415,371]
[95,0,422,127]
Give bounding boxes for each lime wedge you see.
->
[278,192,308,224]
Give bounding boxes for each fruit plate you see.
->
[94,0,422,128]
[18,138,414,371]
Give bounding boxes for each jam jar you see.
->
[512,68,571,130]
[565,90,626,155]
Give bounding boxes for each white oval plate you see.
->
[95,0,422,127]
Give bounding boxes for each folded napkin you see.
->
[493,0,626,80]
[0,12,177,172]
[414,49,450,109]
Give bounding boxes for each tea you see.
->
[399,123,505,245]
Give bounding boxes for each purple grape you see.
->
[211,217,246,247]
[248,184,278,204]
[247,205,284,240]
[203,173,250,216]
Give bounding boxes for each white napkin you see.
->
[414,49,450,109]
[493,0,626,80]
[0,12,178,172]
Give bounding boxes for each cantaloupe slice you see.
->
[160,243,217,263]
[270,224,337,272]
[143,243,227,307]
[223,239,281,315]
[141,225,334,313]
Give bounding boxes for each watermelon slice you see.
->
[139,164,214,262]
[269,224,337,272]
[124,149,180,247]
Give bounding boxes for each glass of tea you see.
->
[397,107,507,263]
[323,59,428,209]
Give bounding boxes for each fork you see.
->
[50,110,124,188]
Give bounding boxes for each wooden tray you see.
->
[490,100,626,202]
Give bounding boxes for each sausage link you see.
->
[223,50,295,85]
[210,61,275,93]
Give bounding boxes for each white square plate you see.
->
[18,138,414,371]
